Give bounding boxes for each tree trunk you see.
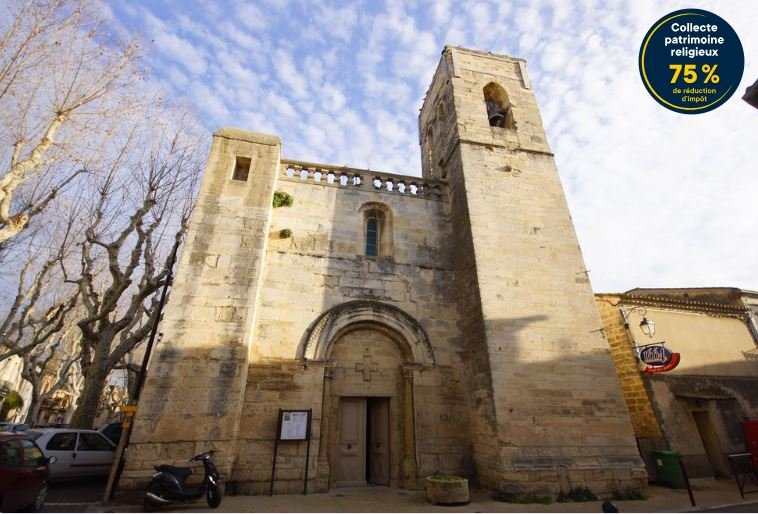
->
[70,366,108,428]
[63,403,76,424]
[127,365,139,402]
[70,342,110,428]
[24,388,40,425]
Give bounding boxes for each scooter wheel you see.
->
[207,484,223,509]
[143,483,165,512]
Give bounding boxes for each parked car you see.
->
[98,421,123,445]
[0,432,55,511]
[33,422,70,429]
[26,428,115,478]
[0,422,30,432]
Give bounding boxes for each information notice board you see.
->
[270,408,312,495]
[279,410,310,441]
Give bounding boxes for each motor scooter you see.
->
[143,449,222,511]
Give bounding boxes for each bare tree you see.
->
[0,244,79,364]
[65,108,204,428]
[0,1,206,429]
[0,0,142,244]
[21,322,81,424]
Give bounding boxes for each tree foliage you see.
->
[0,390,24,421]
[4,390,23,410]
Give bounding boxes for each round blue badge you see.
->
[639,8,744,114]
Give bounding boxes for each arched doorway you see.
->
[300,301,433,490]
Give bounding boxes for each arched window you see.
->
[483,82,516,129]
[360,203,393,258]
[366,218,379,256]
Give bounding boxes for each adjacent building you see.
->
[596,288,758,479]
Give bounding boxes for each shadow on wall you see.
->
[481,317,641,449]
[122,313,648,497]
[239,313,644,495]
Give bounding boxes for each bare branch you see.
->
[0,0,143,244]
[63,103,206,428]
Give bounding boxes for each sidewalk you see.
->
[90,478,757,513]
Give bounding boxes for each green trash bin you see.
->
[652,450,686,489]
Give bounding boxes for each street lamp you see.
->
[639,316,655,338]
[621,306,656,338]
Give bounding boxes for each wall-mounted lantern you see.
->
[639,316,655,338]
[621,306,656,338]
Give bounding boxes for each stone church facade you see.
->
[122,46,647,496]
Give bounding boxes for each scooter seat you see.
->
[154,464,193,480]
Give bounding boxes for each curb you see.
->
[682,498,758,512]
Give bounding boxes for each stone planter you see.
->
[425,475,470,505]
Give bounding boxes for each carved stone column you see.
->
[401,365,418,488]
[316,363,333,492]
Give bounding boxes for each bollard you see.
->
[678,457,696,507]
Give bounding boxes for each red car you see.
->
[0,432,55,512]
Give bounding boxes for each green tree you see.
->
[0,390,24,420]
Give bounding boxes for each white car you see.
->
[27,428,115,478]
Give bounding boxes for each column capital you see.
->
[402,365,416,382]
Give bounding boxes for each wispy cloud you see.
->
[110,0,758,292]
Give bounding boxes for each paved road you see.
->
[42,477,107,513]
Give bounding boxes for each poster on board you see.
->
[279,410,310,441]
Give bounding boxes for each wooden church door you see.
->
[335,397,390,486]
[368,397,390,485]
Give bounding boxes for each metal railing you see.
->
[728,453,758,499]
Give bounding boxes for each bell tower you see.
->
[420,46,646,495]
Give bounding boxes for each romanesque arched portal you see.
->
[301,301,433,490]
[299,300,435,365]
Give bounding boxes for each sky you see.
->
[105,0,758,294]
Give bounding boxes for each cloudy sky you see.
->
[106,0,757,293]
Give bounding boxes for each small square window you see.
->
[233,156,251,181]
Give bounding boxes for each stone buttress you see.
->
[121,129,280,487]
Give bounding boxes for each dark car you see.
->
[98,421,123,445]
[0,433,55,512]
[0,422,30,432]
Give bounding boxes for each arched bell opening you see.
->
[483,82,516,130]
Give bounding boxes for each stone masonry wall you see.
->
[418,47,647,495]
[595,295,664,440]
[231,162,473,492]
[233,361,324,495]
